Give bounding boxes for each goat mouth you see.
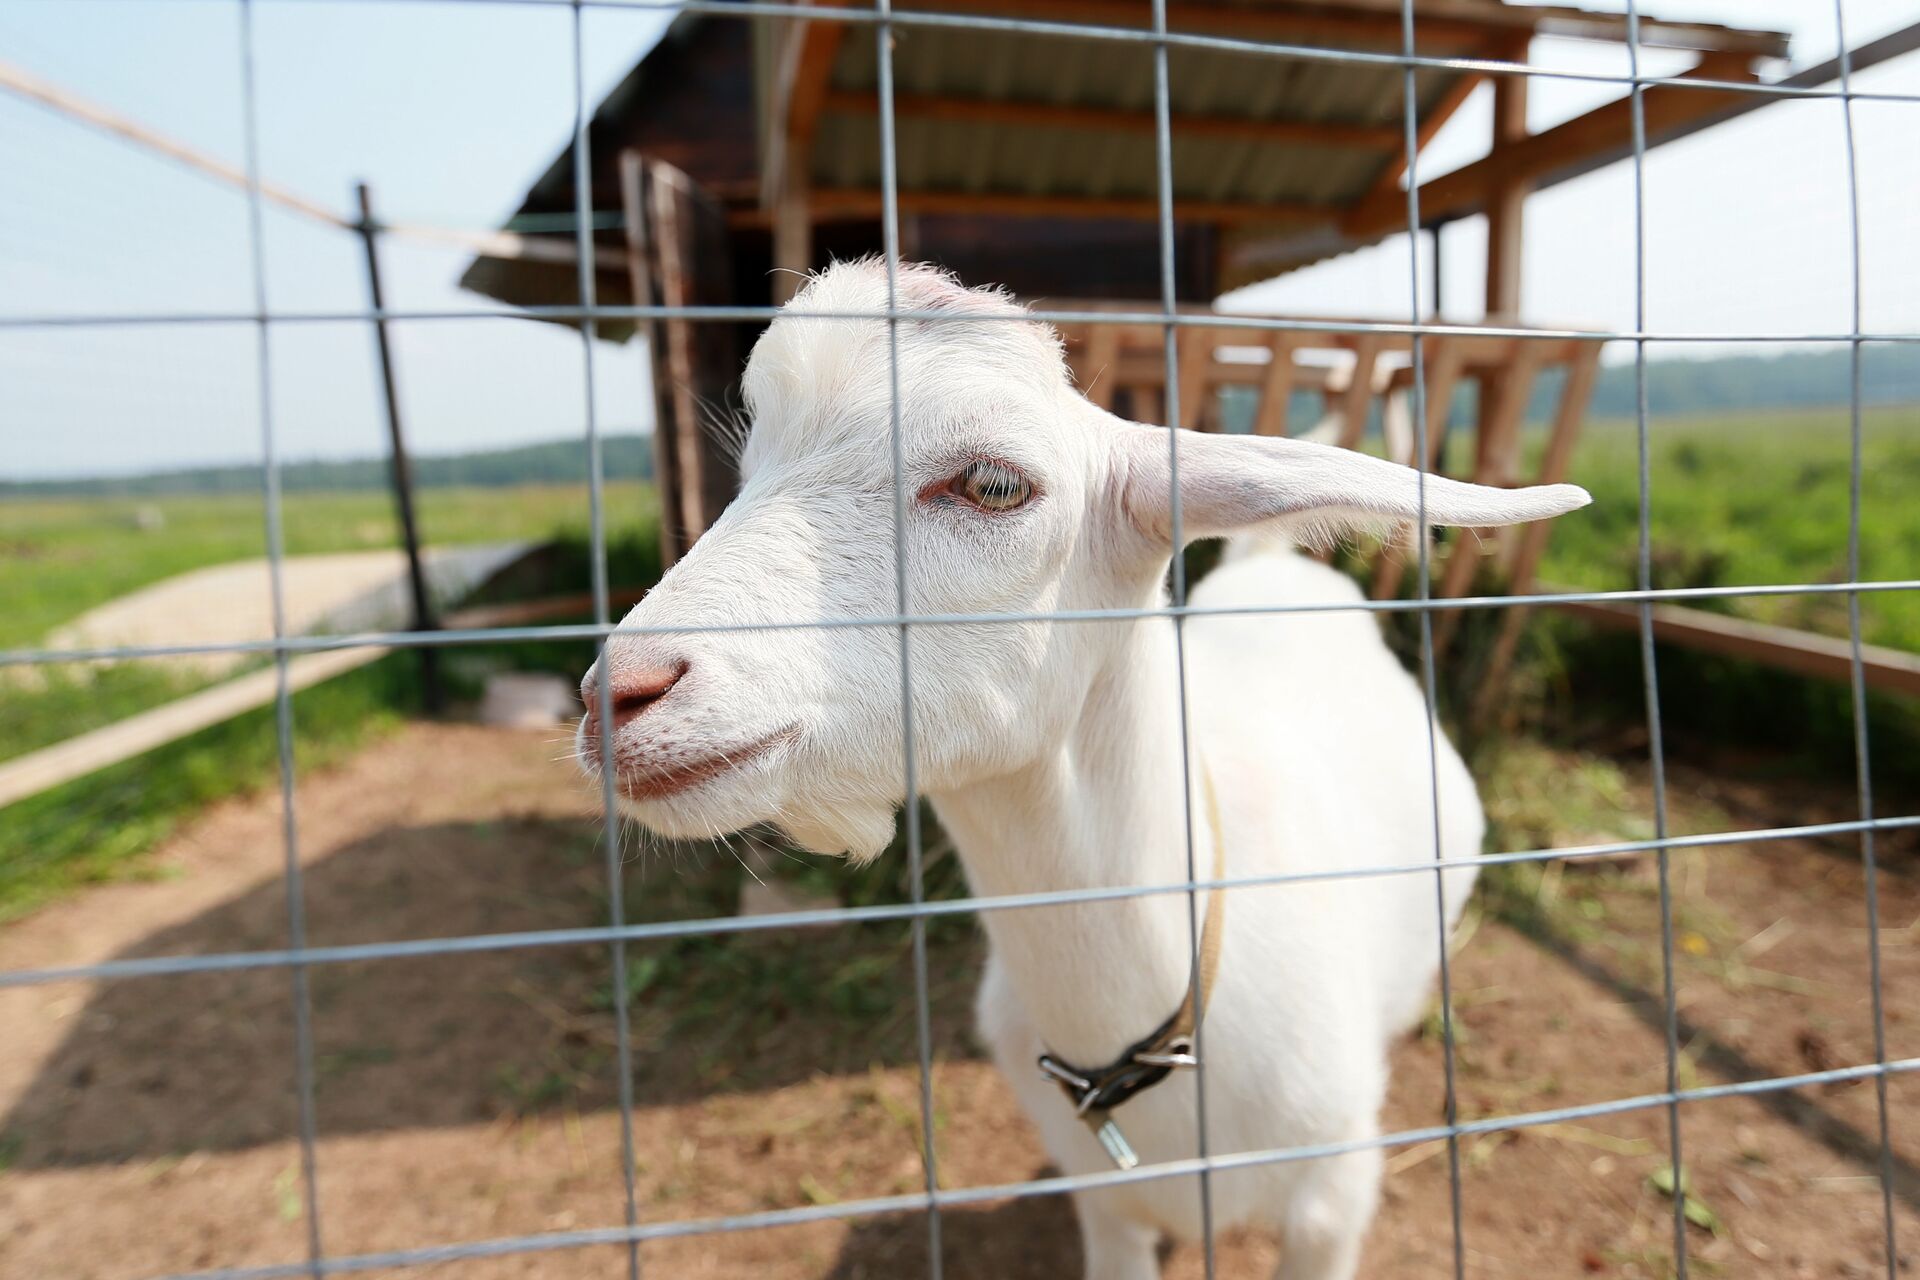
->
[613,724,801,802]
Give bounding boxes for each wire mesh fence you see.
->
[0,2,1914,1278]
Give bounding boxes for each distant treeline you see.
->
[12,346,1920,500]
[1224,344,1920,436]
[3,435,655,500]
[1573,344,1920,421]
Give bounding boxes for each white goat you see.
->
[577,260,1589,1279]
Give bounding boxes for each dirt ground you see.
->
[3,722,1918,1279]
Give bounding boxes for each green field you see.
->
[0,484,660,920]
[0,483,657,763]
[0,482,658,651]
[1535,405,1920,651]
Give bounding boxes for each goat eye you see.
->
[952,460,1032,512]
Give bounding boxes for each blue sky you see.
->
[1,0,1916,479]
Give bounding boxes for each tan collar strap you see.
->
[1033,756,1230,1163]
[1166,756,1230,1042]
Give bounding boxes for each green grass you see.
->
[0,656,416,924]
[0,663,209,765]
[0,484,663,919]
[1435,404,1920,791]
[0,484,659,764]
[0,483,657,650]
[1535,405,1920,650]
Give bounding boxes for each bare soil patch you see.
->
[2,723,1917,1278]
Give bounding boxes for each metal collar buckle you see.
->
[1035,1030,1204,1171]
[1130,1035,1198,1069]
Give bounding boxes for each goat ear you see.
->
[1117,425,1589,549]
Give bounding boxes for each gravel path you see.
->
[46,543,529,674]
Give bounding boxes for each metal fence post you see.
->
[355,180,442,713]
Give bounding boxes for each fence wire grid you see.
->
[2,1,1914,1279]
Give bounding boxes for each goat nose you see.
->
[581,661,686,737]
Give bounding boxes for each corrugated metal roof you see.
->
[811,24,1459,212]
[456,0,1792,314]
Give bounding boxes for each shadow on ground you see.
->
[2,815,983,1167]
[822,1196,1081,1280]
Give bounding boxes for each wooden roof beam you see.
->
[760,7,847,208]
[744,187,1337,228]
[763,7,846,298]
[1358,30,1527,212]
[1343,50,1759,238]
[896,0,1786,59]
[1282,0,1788,58]
[896,0,1498,52]
[822,90,1405,151]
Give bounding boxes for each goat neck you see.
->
[928,603,1199,1066]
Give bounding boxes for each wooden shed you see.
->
[460,0,1789,614]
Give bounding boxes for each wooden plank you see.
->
[0,648,387,810]
[771,166,811,304]
[640,160,744,562]
[804,187,1332,227]
[1498,342,1600,586]
[1335,337,1382,451]
[762,9,845,203]
[1421,342,1466,472]
[1345,52,1756,238]
[764,8,843,302]
[1369,339,1464,600]
[1130,384,1164,427]
[1433,340,1545,650]
[893,0,1500,50]
[1359,35,1517,212]
[651,168,704,561]
[1471,342,1601,725]
[618,150,683,567]
[1176,330,1214,430]
[1322,0,1786,57]
[1547,598,1920,699]
[1082,324,1122,410]
[1482,70,1530,321]
[821,90,1404,151]
[1252,333,1303,437]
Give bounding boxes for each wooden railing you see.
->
[1055,307,1604,687]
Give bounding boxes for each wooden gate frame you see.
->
[618,151,743,567]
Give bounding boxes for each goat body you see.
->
[952,546,1480,1280]
[577,261,1585,1279]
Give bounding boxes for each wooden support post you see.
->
[1177,328,1214,430]
[1082,325,1122,410]
[1433,342,1547,653]
[1482,70,1530,324]
[1309,336,1384,564]
[1471,341,1602,727]
[1370,340,1463,600]
[617,151,682,568]
[1334,337,1381,451]
[1474,59,1536,610]
[1252,332,1302,436]
[772,167,811,304]
[355,182,441,713]
[764,10,842,303]
[1131,385,1164,428]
